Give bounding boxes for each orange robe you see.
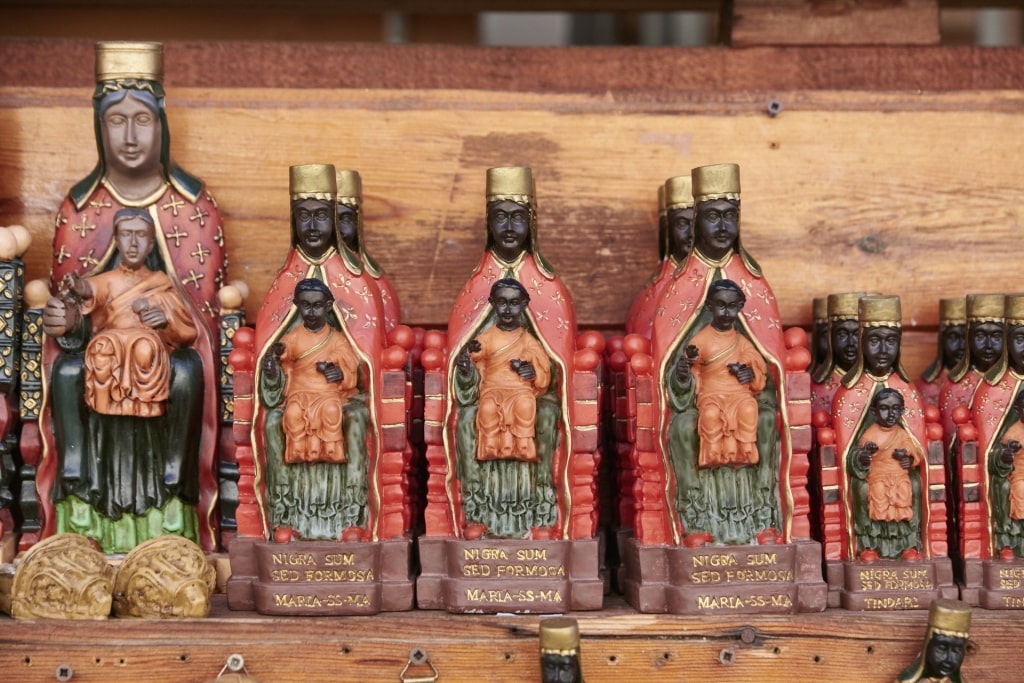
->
[689,325,767,468]
[1001,422,1024,520]
[859,423,922,522]
[470,326,551,462]
[278,325,360,465]
[81,266,197,418]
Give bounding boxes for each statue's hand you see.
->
[317,361,344,383]
[893,447,913,470]
[262,352,281,378]
[1001,440,1020,464]
[456,343,478,374]
[63,272,91,302]
[511,359,536,381]
[134,299,168,329]
[467,339,482,354]
[730,362,755,385]
[674,355,692,383]
[42,296,78,337]
[857,442,878,468]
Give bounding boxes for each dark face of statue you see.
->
[295,288,331,332]
[968,321,1004,373]
[101,92,162,180]
[1007,324,1024,374]
[337,204,357,250]
[922,632,966,680]
[940,324,966,371]
[814,321,829,368]
[488,200,530,263]
[293,198,335,259]
[490,284,529,332]
[706,287,745,333]
[694,198,738,261]
[667,207,694,262]
[871,393,904,429]
[114,216,156,270]
[862,326,900,377]
[541,654,580,683]
[831,319,860,372]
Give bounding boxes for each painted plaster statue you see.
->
[991,389,1024,558]
[539,617,584,683]
[31,41,225,553]
[918,298,967,408]
[251,164,394,542]
[897,599,971,683]
[650,163,792,547]
[850,389,925,561]
[625,176,693,339]
[827,295,943,562]
[42,208,206,553]
[424,166,598,542]
[939,294,1004,457]
[811,292,864,415]
[334,168,401,332]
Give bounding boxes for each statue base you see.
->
[225,537,414,615]
[825,558,957,610]
[621,535,827,614]
[416,537,603,613]
[961,557,1024,609]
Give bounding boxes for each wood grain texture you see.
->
[732,0,941,47]
[0,596,1012,682]
[1,85,1021,378]
[6,39,1024,91]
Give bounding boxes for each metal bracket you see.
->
[400,647,439,683]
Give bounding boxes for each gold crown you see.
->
[335,169,362,205]
[859,295,901,327]
[539,617,579,654]
[486,166,533,203]
[967,293,1005,322]
[939,297,966,325]
[692,163,740,202]
[664,175,694,210]
[1005,294,1024,324]
[813,297,828,323]
[657,184,667,216]
[829,292,866,320]
[95,41,164,82]
[290,164,337,199]
[928,598,971,638]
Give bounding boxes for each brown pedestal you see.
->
[416,537,603,613]
[621,535,828,614]
[825,557,957,611]
[226,537,414,615]
[962,557,1024,609]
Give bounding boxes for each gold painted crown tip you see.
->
[928,598,971,636]
[967,293,1005,321]
[859,294,901,324]
[692,163,740,201]
[486,166,533,201]
[539,617,579,653]
[335,169,362,203]
[1005,294,1024,323]
[95,41,164,82]
[812,297,828,322]
[939,297,966,324]
[664,175,694,210]
[828,291,867,320]
[290,164,337,197]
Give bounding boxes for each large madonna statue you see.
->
[32,42,225,553]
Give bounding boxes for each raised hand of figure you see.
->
[457,339,482,375]
[1001,439,1022,465]
[675,346,698,384]
[62,272,92,303]
[262,342,285,379]
[317,360,344,383]
[42,296,78,337]
[729,362,755,385]
[509,358,536,381]
[892,447,913,470]
[132,297,168,329]
[858,441,879,468]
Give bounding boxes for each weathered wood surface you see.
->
[0,596,1011,682]
[2,85,1022,376]
[731,0,940,47]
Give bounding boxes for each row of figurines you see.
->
[0,40,1016,620]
